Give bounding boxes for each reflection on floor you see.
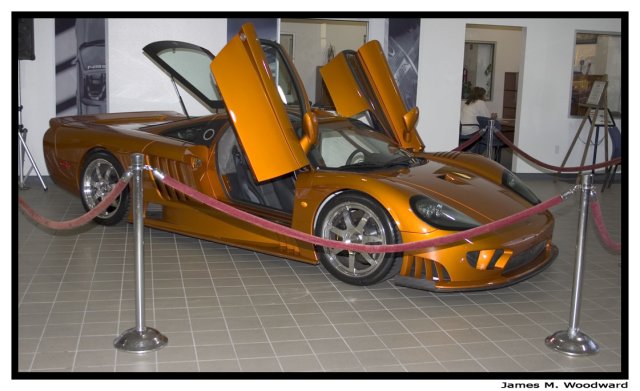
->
[17,175,623,374]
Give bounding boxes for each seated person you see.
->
[460,86,496,136]
[460,87,502,156]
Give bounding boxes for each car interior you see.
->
[216,126,296,213]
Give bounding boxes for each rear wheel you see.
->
[80,151,129,226]
[315,192,402,285]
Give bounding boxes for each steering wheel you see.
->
[346,150,366,165]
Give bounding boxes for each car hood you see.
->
[363,160,532,223]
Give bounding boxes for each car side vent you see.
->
[404,255,451,282]
[394,256,451,291]
[148,156,196,201]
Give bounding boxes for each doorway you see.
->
[462,24,524,168]
[279,18,368,106]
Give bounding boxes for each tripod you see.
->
[18,61,47,191]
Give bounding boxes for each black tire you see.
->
[79,151,129,226]
[314,192,402,285]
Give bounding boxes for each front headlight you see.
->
[502,170,541,205]
[410,195,480,231]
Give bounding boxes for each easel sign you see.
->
[561,79,612,172]
[586,80,607,107]
[588,108,616,127]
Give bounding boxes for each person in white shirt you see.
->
[460,87,496,136]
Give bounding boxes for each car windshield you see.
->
[307,118,420,171]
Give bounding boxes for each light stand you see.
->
[17,60,47,191]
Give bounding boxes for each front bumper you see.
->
[393,212,556,292]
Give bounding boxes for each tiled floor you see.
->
[16,174,623,374]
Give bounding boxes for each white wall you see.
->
[367,18,387,50]
[280,20,323,102]
[19,18,56,178]
[416,19,467,152]
[108,18,227,115]
[20,17,622,176]
[415,18,622,173]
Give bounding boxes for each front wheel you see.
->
[80,151,129,226]
[315,192,402,286]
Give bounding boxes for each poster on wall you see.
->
[55,18,106,116]
[387,18,421,109]
[227,18,278,42]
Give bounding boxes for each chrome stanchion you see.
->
[545,173,599,356]
[485,119,495,161]
[114,153,167,353]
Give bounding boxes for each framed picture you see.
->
[462,41,495,101]
[280,33,294,58]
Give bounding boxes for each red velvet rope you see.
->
[18,180,130,231]
[493,130,622,173]
[453,131,484,152]
[161,174,563,253]
[589,198,622,253]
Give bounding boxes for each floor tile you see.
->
[16,176,623,374]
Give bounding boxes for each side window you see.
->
[343,53,394,138]
[216,128,250,202]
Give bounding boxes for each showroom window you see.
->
[570,32,621,117]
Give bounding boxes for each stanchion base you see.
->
[545,329,599,356]
[113,327,168,354]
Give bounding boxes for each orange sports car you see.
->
[43,23,556,292]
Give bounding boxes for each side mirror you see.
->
[300,111,319,154]
[402,107,419,142]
